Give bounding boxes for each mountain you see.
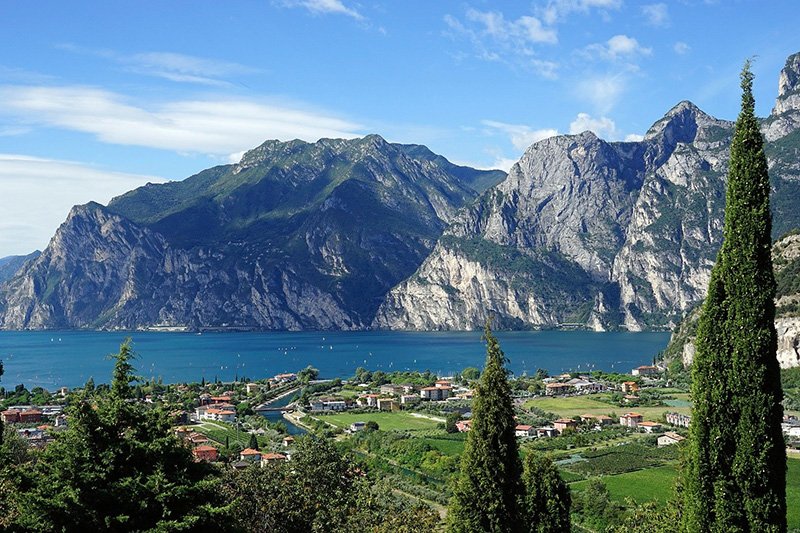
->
[661,231,800,369]
[0,251,40,284]
[374,51,800,332]
[0,136,503,330]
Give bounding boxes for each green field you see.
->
[525,393,692,421]
[421,436,467,456]
[569,458,800,529]
[316,412,441,431]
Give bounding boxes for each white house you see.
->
[658,432,686,447]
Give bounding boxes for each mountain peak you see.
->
[643,100,721,143]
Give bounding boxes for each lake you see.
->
[0,330,671,389]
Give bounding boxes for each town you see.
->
[4,359,799,528]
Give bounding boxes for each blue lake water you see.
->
[0,330,670,390]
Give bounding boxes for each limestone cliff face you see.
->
[0,136,501,330]
[375,51,800,333]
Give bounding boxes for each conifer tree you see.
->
[522,452,571,533]
[684,61,786,532]
[447,320,524,533]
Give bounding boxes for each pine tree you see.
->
[447,320,524,533]
[684,61,786,532]
[248,433,259,451]
[522,452,571,533]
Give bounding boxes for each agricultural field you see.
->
[568,456,800,529]
[524,392,692,421]
[314,411,441,431]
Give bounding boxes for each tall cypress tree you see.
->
[447,320,524,533]
[684,61,786,532]
[522,452,571,533]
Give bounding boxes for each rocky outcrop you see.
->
[663,233,800,369]
[763,52,800,142]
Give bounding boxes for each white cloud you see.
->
[444,9,558,77]
[574,75,626,114]
[465,9,557,45]
[674,41,691,55]
[281,0,363,20]
[538,0,622,25]
[642,3,669,27]
[0,154,164,257]
[0,85,365,157]
[58,44,258,86]
[624,133,644,142]
[569,112,618,139]
[582,34,652,62]
[481,120,559,150]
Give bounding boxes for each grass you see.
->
[571,465,678,504]
[316,411,440,432]
[568,457,800,529]
[421,435,467,456]
[525,393,692,421]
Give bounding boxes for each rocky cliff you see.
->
[662,232,800,369]
[0,136,503,330]
[374,52,800,333]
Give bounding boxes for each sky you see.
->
[0,0,797,257]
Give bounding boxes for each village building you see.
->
[192,445,219,462]
[239,448,262,462]
[310,398,348,412]
[357,394,380,408]
[420,386,451,401]
[666,412,691,428]
[567,378,605,393]
[537,427,557,438]
[631,365,661,377]
[261,452,288,465]
[435,380,452,388]
[400,394,421,406]
[553,418,578,434]
[376,398,399,412]
[515,424,535,438]
[638,421,663,433]
[282,436,295,447]
[17,427,45,442]
[621,381,640,394]
[623,394,640,403]
[274,373,297,383]
[379,384,404,395]
[658,432,686,447]
[19,408,43,423]
[579,414,597,423]
[594,415,614,426]
[199,407,236,423]
[455,419,472,432]
[245,383,260,395]
[350,421,366,432]
[545,383,573,396]
[1,409,20,424]
[620,412,644,428]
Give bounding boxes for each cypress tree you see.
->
[447,320,524,533]
[522,452,571,533]
[684,61,786,532]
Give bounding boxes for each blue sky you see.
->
[0,0,797,257]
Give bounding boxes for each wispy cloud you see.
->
[443,8,558,78]
[280,0,364,20]
[0,154,164,256]
[482,120,559,150]
[641,3,669,27]
[58,44,258,87]
[537,0,622,25]
[574,74,627,114]
[0,85,365,158]
[674,41,691,55]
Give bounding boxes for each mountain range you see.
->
[1,52,799,345]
